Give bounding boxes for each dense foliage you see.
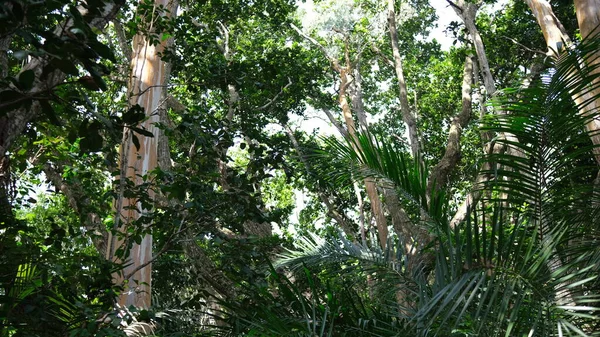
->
[1,0,599,336]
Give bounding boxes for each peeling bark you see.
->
[107,0,178,308]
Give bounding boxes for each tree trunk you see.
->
[526,0,600,164]
[575,0,600,40]
[448,0,526,227]
[449,0,496,95]
[290,23,389,248]
[340,68,388,248]
[574,0,600,164]
[388,0,420,158]
[285,125,354,235]
[427,55,474,198]
[107,0,177,308]
[525,0,572,55]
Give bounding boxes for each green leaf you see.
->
[130,126,154,138]
[88,40,116,62]
[90,72,107,91]
[79,128,103,153]
[122,105,146,125]
[50,58,79,76]
[131,133,140,151]
[161,33,172,42]
[18,70,35,91]
[39,100,60,126]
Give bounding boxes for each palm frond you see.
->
[319,132,448,224]
[483,34,600,227]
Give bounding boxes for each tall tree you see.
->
[525,0,600,164]
[106,0,178,308]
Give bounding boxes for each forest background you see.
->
[1,0,600,336]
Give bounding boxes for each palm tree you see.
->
[216,35,600,336]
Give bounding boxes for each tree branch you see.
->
[290,23,342,71]
[113,19,132,63]
[427,54,474,199]
[257,77,293,111]
[284,124,355,236]
[321,107,350,138]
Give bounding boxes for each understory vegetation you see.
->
[1,0,600,336]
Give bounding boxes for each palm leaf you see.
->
[318,132,449,225]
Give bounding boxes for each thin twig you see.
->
[257,77,293,110]
[371,44,394,67]
[501,36,547,55]
[290,23,342,71]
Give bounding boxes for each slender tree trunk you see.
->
[448,0,525,227]
[574,0,600,164]
[350,66,429,253]
[525,0,572,55]
[340,68,388,248]
[107,0,177,308]
[285,125,354,235]
[525,0,598,307]
[290,24,389,248]
[388,0,420,158]
[427,55,474,198]
[449,0,495,95]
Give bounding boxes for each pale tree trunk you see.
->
[574,0,600,204]
[574,0,600,164]
[349,66,429,255]
[526,0,600,165]
[575,0,600,40]
[448,0,525,227]
[106,0,178,308]
[291,24,389,248]
[448,0,495,95]
[387,0,420,158]
[284,125,354,235]
[340,67,388,248]
[525,0,600,308]
[525,0,572,54]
